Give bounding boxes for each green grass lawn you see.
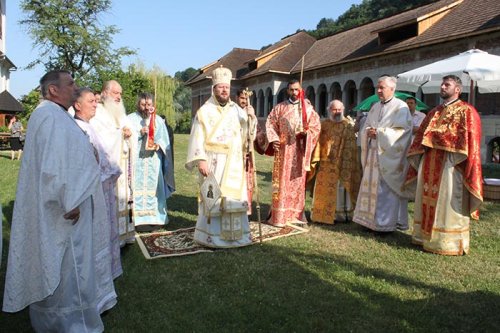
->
[1,134,499,332]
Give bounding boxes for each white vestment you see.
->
[353,98,413,231]
[90,104,135,242]
[412,153,471,253]
[3,101,115,332]
[76,118,123,279]
[186,97,253,248]
[411,110,426,142]
[412,110,426,128]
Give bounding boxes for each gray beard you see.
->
[103,97,126,123]
[329,113,344,122]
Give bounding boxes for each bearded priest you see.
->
[127,93,174,231]
[186,66,255,248]
[265,79,321,227]
[308,100,361,224]
[91,80,136,246]
[405,75,483,255]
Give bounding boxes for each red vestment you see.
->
[266,99,321,226]
[406,100,483,255]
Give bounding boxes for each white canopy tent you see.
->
[397,49,500,95]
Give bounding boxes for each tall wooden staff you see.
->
[244,88,263,243]
[297,56,308,146]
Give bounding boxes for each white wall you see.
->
[0,0,8,92]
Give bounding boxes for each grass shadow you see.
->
[0,154,14,160]
[106,241,499,332]
[256,169,272,182]
[311,219,418,251]
[167,193,198,215]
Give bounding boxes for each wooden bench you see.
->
[0,133,10,150]
[483,178,500,201]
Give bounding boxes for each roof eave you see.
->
[0,54,17,70]
[297,26,500,74]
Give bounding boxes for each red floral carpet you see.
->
[136,222,308,259]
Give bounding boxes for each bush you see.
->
[175,111,192,134]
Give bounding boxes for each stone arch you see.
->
[488,137,500,163]
[330,82,342,101]
[306,86,316,107]
[344,80,357,112]
[266,87,274,115]
[317,84,328,117]
[277,88,287,103]
[251,90,257,109]
[258,89,265,117]
[359,77,375,100]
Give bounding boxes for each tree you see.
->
[98,63,179,129]
[19,89,41,121]
[173,85,191,114]
[128,63,178,128]
[309,0,436,39]
[174,67,198,83]
[20,0,135,82]
[173,67,194,116]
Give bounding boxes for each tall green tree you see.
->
[173,67,195,114]
[19,90,41,122]
[145,66,177,128]
[20,0,135,82]
[174,67,198,83]
[310,0,435,39]
[98,63,178,130]
[112,62,178,127]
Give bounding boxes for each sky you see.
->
[7,0,363,99]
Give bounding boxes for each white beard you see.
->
[103,97,126,123]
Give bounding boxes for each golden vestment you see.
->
[308,118,361,224]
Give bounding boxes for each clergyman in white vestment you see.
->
[353,76,413,232]
[3,70,115,332]
[74,87,123,279]
[186,66,255,248]
[90,80,136,245]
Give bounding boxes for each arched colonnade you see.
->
[251,77,377,118]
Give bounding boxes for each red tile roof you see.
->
[186,48,260,85]
[241,31,316,79]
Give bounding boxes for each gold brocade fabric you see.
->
[407,100,483,218]
[308,119,361,223]
[406,100,484,256]
[412,154,471,255]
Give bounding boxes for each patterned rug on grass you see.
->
[136,221,308,259]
